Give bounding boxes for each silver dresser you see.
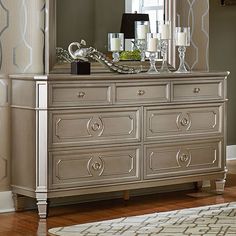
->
[10,72,228,218]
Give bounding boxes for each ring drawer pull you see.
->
[92,162,102,171]
[180,118,189,126]
[77,91,85,98]
[137,90,145,96]
[193,88,201,93]
[180,154,189,162]
[91,122,100,131]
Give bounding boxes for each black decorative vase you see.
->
[71,61,91,75]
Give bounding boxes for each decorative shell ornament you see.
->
[65,40,142,74]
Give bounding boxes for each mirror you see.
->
[45,0,176,73]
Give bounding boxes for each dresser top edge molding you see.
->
[9,71,230,81]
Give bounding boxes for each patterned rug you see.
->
[48,202,236,236]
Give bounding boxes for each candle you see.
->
[176,32,187,46]
[110,38,121,51]
[147,38,158,52]
[160,24,170,40]
[137,24,149,40]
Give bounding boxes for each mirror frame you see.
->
[45,0,176,73]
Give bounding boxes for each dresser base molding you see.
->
[10,72,228,218]
[12,171,226,218]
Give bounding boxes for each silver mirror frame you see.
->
[45,0,176,74]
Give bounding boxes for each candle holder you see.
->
[146,33,159,74]
[157,21,171,73]
[108,33,124,62]
[135,21,150,61]
[175,27,190,73]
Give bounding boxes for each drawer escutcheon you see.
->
[193,88,201,94]
[137,90,145,96]
[77,91,86,98]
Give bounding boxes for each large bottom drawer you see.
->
[49,146,140,190]
[144,139,223,180]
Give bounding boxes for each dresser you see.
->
[10,72,228,218]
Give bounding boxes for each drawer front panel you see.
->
[49,146,140,189]
[50,108,140,147]
[144,140,222,179]
[116,82,170,103]
[49,83,112,106]
[145,104,223,141]
[172,81,223,101]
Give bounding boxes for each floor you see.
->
[0,174,236,236]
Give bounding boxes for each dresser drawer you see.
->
[144,139,223,180]
[49,107,140,147]
[49,146,140,189]
[115,82,170,104]
[172,80,224,102]
[49,83,112,107]
[144,104,223,141]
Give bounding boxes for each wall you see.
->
[209,1,236,145]
[0,0,45,191]
[176,0,209,71]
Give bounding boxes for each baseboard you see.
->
[0,191,15,213]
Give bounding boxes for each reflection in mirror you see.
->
[57,0,165,53]
[45,0,176,73]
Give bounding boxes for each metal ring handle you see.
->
[91,122,100,131]
[137,90,145,96]
[92,162,102,171]
[193,88,201,93]
[180,118,189,126]
[77,91,85,98]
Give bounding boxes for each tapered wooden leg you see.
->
[12,193,22,212]
[194,181,203,191]
[123,190,130,201]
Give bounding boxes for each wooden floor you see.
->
[0,174,236,236]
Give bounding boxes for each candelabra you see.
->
[146,33,159,73]
[157,20,171,73]
[175,27,190,73]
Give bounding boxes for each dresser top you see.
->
[9,71,229,81]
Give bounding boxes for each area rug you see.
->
[48,202,236,236]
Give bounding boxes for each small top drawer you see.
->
[49,83,112,107]
[172,80,224,102]
[115,82,170,104]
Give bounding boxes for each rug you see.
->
[48,202,236,236]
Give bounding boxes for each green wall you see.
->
[209,1,236,145]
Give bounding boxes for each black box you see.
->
[71,61,91,75]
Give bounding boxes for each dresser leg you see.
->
[194,181,203,191]
[37,199,48,219]
[12,193,23,211]
[214,179,226,194]
[123,190,130,201]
